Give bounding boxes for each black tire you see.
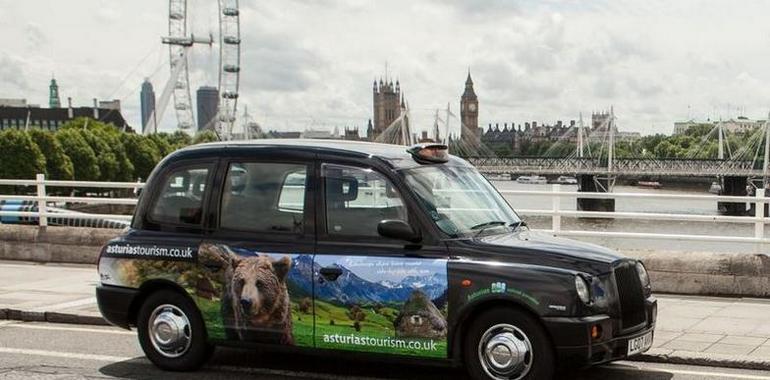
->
[464,307,555,380]
[137,289,214,371]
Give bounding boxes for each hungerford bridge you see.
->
[466,111,770,215]
[389,106,770,215]
[467,156,768,178]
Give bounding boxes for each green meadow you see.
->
[196,296,447,358]
[293,299,447,358]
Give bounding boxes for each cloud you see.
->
[24,23,47,47]
[4,0,770,136]
[0,53,30,92]
[240,32,324,93]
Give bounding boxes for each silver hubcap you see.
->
[478,324,533,380]
[148,304,192,358]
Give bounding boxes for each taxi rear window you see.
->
[220,162,308,233]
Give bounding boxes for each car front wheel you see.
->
[464,307,555,380]
[137,289,213,371]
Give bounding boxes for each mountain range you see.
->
[287,254,447,305]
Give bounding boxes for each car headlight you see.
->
[636,262,650,287]
[575,275,591,304]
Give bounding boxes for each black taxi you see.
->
[96,140,656,380]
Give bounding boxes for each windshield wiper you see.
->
[510,220,528,231]
[470,221,508,237]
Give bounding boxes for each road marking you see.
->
[0,347,131,362]
[610,363,770,380]
[209,364,393,380]
[30,297,96,312]
[6,323,134,335]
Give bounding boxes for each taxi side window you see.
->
[323,164,407,237]
[149,165,211,226]
[220,162,307,233]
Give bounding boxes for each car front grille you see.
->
[613,262,647,331]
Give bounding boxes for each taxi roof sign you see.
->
[407,144,449,164]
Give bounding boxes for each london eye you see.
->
[146,0,241,140]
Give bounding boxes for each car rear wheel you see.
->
[464,308,554,380]
[137,289,213,371]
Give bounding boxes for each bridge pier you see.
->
[577,174,615,212]
[718,176,748,216]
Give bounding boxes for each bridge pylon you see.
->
[577,174,615,212]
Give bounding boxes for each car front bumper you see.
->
[543,297,657,368]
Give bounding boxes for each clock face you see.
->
[469,104,477,112]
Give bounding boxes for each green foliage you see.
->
[0,129,46,179]
[121,134,161,180]
[55,129,100,181]
[168,130,193,148]
[192,130,220,144]
[61,118,136,181]
[148,133,174,157]
[28,129,74,180]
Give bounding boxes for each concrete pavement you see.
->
[2,260,770,370]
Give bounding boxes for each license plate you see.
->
[627,332,653,356]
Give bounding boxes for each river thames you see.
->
[491,181,770,254]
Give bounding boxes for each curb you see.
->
[0,308,109,326]
[630,348,770,371]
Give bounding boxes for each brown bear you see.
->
[211,246,293,345]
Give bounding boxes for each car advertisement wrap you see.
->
[100,241,449,358]
[312,254,448,358]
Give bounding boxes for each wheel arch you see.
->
[127,279,196,327]
[449,296,555,364]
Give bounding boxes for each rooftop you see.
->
[188,139,467,168]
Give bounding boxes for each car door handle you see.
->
[319,266,343,281]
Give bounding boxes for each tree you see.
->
[0,130,46,179]
[148,133,174,157]
[192,130,220,144]
[653,140,682,159]
[347,304,367,332]
[61,118,135,182]
[167,130,193,149]
[121,134,161,180]
[55,129,100,181]
[28,129,74,180]
[81,130,119,182]
[90,126,134,181]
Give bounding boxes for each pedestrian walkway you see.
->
[1,260,769,367]
[0,261,100,319]
[650,295,770,362]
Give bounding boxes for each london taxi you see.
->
[96,140,656,380]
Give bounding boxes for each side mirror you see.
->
[378,219,421,243]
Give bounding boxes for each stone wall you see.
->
[0,225,118,264]
[1,224,768,297]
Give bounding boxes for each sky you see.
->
[2,0,770,136]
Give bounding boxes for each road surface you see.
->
[1,320,769,380]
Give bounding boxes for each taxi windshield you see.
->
[402,165,521,238]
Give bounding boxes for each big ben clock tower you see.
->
[460,70,479,145]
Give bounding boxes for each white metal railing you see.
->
[0,176,768,250]
[0,174,144,226]
[499,184,770,249]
